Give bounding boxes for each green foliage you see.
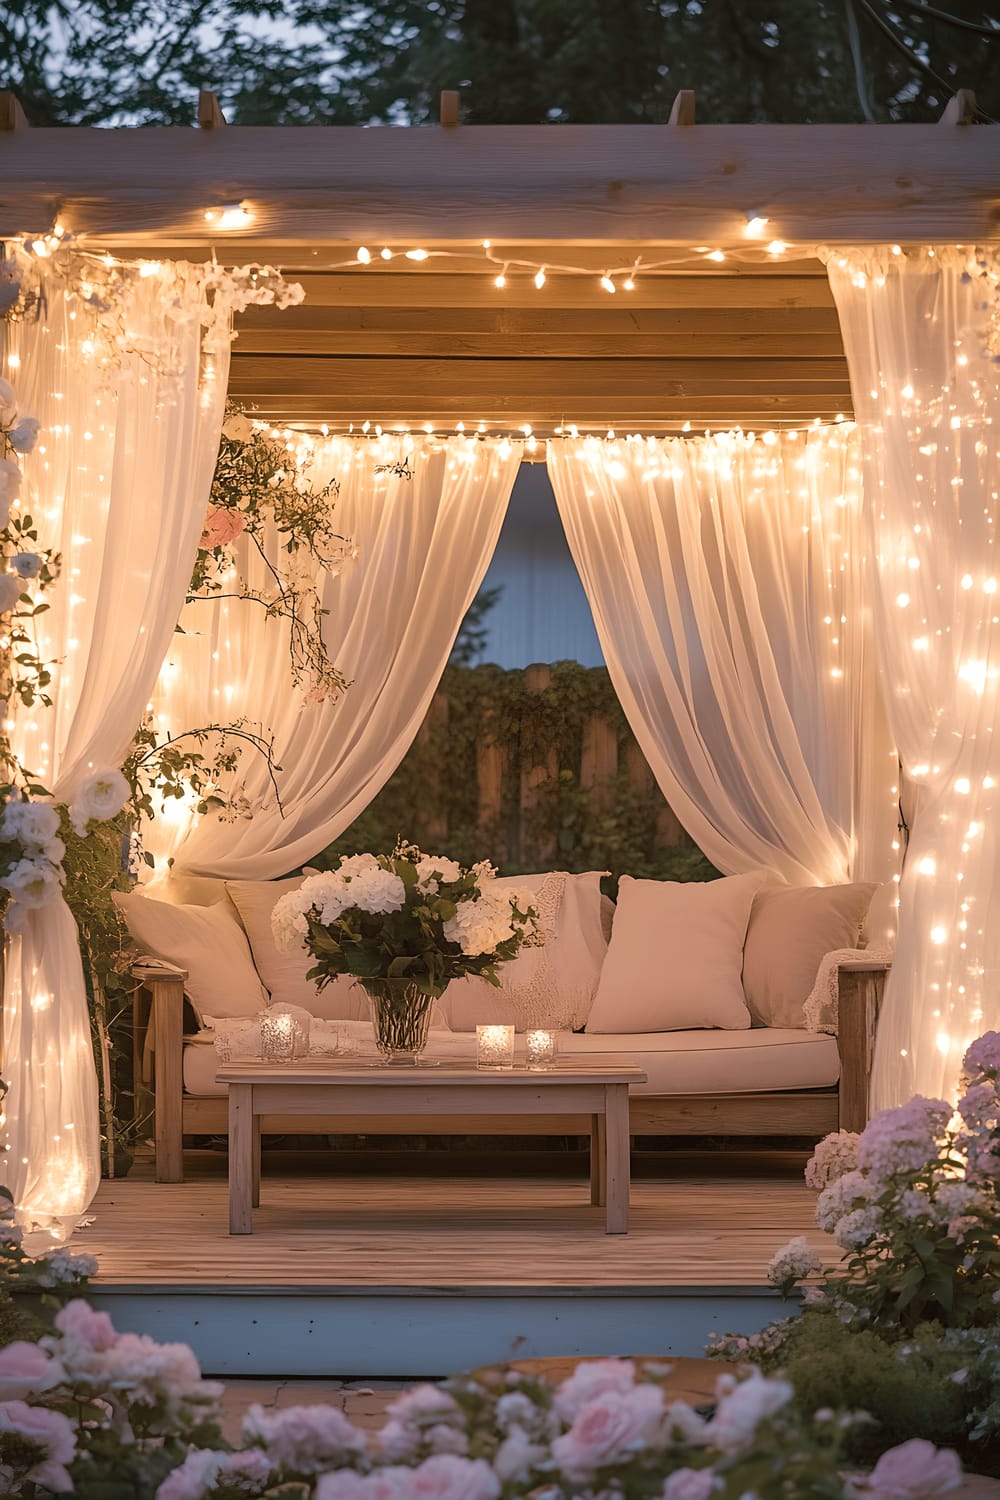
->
[57,807,141,1175]
[317,662,717,891]
[192,404,351,702]
[730,1308,1000,1473]
[2,1,999,127]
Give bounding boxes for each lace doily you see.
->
[502,871,593,1031]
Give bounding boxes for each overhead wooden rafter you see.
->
[0,109,996,434]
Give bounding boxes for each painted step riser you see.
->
[88,1291,786,1378]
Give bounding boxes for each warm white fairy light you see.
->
[744,213,769,238]
[357,246,372,263]
[380,247,393,261]
[204,202,253,229]
[534,267,546,289]
[600,274,616,294]
[404,248,429,261]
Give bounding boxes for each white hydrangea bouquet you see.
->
[272,842,539,1062]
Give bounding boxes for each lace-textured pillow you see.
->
[439,870,609,1031]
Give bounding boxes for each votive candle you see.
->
[260,1011,296,1063]
[525,1028,558,1068]
[477,1023,515,1069]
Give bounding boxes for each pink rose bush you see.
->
[0,1286,965,1500]
[710,1030,1000,1473]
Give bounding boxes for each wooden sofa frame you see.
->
[135,959,890,1183]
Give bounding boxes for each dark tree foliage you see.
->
[1,0,998,127]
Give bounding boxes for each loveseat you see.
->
[119,869,891,1183]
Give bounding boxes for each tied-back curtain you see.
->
[547,429,895,894]
[3,265,231,1235]
[147,435,521,880]
[825,246,1000,1108]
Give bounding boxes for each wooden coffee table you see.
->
[218,1058,647,1236]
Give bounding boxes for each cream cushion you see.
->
[114,889,269,1025]
[439,870,608,1031]
[182,1025,839,1099]
[742,882,878,1028]
[226,877,376,1023]
[586,872,767,1034]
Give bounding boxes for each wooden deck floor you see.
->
[77,1149,837,1291]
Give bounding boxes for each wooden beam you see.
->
[0,93,28,131]
[234,304,844,336]
[439,90,460,127]
[227,353,851,396]
[939,89,977,126]
[231,395,853,424]
[669,90,696,127]
[198,89,226,129]
[233,325,847,359]
[0,124,996,245]
[278,272,836,309]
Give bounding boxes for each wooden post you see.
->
[477,697,508,865]
[416,690,450,846]
[439,90,460,127]
[668,90,696,127]
[580,713,618,814]
[939,90,976,126]
[197,89,226,129]
[134,963,188,1183]
[836,963,890,1131]
[0,94,28,131]
[519,664,557,867]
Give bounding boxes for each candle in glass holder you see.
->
[477,1023,515,1069]
[525,1028,558,1068]
[260,1011,296,1063]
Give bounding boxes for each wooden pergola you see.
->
[2,94,997,435]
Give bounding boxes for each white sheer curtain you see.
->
[548,428,896,895]
[3,265,230,1234]
[147,435,521,879]
[826,246,1000,1107]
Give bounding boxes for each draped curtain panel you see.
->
[147,435,521,880]
[3,267,231,1235]
[825,246,1000,1108]
[547,429,896,897]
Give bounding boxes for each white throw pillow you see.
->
[113,890,269,1025]
[585,872,768,1034]
[440,870,608,1031]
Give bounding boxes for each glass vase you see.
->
[361,978,435,1065]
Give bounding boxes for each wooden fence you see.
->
[398,662,693,875]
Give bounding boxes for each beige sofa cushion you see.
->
[587,872,767,1034]
[182,1025,840,1099]
[742,883,878,1028]
[226,877,374,1023]
[114,889,269,1025]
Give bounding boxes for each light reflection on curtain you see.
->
[825,245,1000,1107]
[146,436,521,881]
[2,266,229,1236]
[547,427,896,898]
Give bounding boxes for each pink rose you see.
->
[552,1384,663,1475]
[243,1402,366,1472]
[553,1357,636,1421]
[863,1439,963,1499]
[662,1467,718,1500]
[199,505,245,549]
[54,1298,117,1350]
[408,1454,499,1499]
[0,1400,76,1491]
[0,1341,60,1400]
